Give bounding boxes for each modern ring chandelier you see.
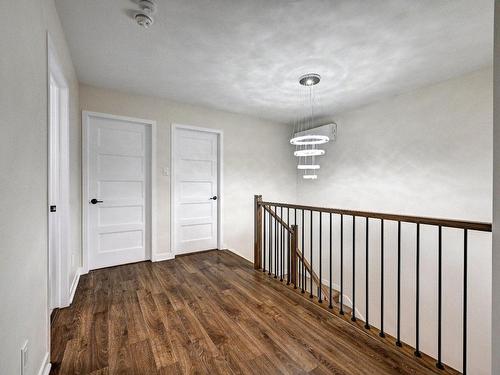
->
[290,73,330,179]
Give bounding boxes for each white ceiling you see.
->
[55,0,493,123]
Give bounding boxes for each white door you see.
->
[174,127,219,254]
[87,114,151,270]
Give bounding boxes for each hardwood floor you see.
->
[51,250,450,375]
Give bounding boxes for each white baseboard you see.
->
[152,252,175,262]
[37,352,51,375]
[68,267,82,305]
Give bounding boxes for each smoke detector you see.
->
[135,0,156,28]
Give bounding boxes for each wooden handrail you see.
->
[260,201,492,232]
[296,246,331,302]
[262,204,293,233]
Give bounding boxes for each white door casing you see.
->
[47,33,71,310]
[84,112,154,270]
[48,74,61,311]
[172,125,222,255]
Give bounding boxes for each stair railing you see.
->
[253,194,492,375]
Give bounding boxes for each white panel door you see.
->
[174,128,218,254]
[88,114,151,270]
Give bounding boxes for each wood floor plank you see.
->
[51,250,457,374]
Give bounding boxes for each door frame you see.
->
[47,33,71,310]
[170,123,224,256]
[82,111,157,273]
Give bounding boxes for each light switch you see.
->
[162,167,169,176]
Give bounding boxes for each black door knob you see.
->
[90,199,103,204]
[209,196,217,200]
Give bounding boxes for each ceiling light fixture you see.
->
[297,164,320,170]
[291,73,329,179]
[135,0,156,28]
[290,134,329,146]
[299,73,321,87]
[294,149,325,157]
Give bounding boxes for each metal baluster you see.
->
[379,219,385,337]
[396,221,402,347]
[280,206,283,282]
[463,229,468,374]
[319,212,323,303]
[294,209,297,289]
[274,206,278,278]
[302,209,305,293]
[415,223,421,357]
[340,214,344,315]
[263,207,266,273]
[436,226,444,369]
[287,208,290,285]
[310,210,314,298]
[268,207,272,276]
[352,216,356,322]
[329,212,333,309]
[365,217,370,329]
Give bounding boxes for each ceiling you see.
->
[55,0,494,123]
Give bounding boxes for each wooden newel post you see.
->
[290,224,298,287]
[254,195,263,270]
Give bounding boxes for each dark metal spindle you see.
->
[436,226,444,369]
[379,219,385,337]
[280,206,283,282]
[263,207,266,273]
[340,214,344,315]
[352,216,356,322]
[302,209,305,293]
[365,217,370,329]
[319,212,323,303]
[415,223,421,357]
[294,209,297,289]
[463,229,468,374]
[287,208,290,285]
[268,207,272,276]
[310,210,314,298]
[274,206,278,278]
[329,212,333,309]
[396,221,402,347]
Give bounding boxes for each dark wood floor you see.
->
[51,250,448,375]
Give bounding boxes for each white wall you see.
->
[492,1,500,373]
[79,84,296,262]
[294,68,493,374]
[0,0,80,374]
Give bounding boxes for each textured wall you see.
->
[0,0,80,374]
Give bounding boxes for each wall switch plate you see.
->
[21,340,28,375]
[162,167,169,176]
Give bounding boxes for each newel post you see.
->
[290,224,298,287]
[254,195,263,270]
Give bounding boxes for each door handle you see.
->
[209,196,218,200]
[90,199,103,204]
